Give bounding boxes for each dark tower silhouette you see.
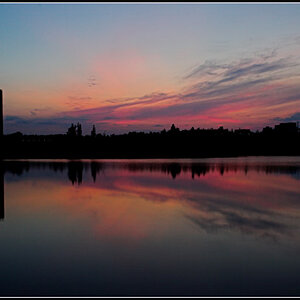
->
[0,89,3,137]
[0,90,3,161]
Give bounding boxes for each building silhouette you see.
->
[0,89,3,137]
[0,90,3,219]
[274,122,298,134]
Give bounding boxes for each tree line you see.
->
[2,122,299,159]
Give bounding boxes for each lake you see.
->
[1,157,300,296]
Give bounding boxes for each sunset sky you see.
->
[1,3,300,134]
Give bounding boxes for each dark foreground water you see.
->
[0,157,300,296]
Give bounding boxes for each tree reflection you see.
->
[67,161,83,185]
[1,159,300,242]
[2,160,300,184]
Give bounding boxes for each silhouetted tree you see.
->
[2,120,300,159]
[76,123,82,137]
[91,125,96,137]
[169,123,180,134]
[67,123,76,136]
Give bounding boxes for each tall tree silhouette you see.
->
[76,123,82,137]
[67,123,76,136]
[169,123,179,134]
[91,125,96,137]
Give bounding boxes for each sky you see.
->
[1,3,300,134]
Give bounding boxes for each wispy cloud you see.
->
[5,44,300,134]
[273,112,300,123]
[88,75,97,87]
[183,53,298,101]
[30,107,52,117]
[65,96,94,110]
[66,50,300,129]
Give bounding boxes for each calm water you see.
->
[1,157,300,296]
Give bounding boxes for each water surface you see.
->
[1,157,300,296]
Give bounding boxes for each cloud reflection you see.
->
[2,159,300,243]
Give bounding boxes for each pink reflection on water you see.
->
[5,161,300,243]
